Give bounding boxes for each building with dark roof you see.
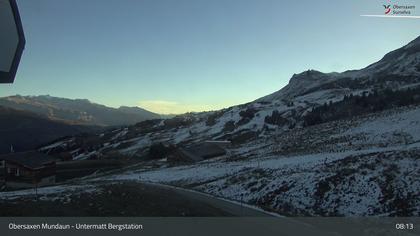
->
[0,151,56,189]
[184,143,227,160]
[169,142,228,163]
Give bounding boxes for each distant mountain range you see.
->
[0,95,161,126]
[0,95,162,154]
[0,106,100,154]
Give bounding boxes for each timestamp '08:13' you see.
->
[395,223,414,230]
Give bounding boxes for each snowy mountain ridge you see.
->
[40,36,420,158]
[32,36,420,216]
[258,36,420,103]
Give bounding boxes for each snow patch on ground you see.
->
[0,185,100,202]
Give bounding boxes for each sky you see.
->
[1,0,420,114]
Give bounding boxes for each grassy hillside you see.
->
[0,106,98,154]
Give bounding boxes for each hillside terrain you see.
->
[0,106,98,154]
[2,36,420,216]
[0,95,160,126]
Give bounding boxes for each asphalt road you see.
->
[140,182,343,235]
[142,181,275,217]
[0,180,341,235]
[0,181,273,217]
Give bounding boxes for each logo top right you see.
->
[382,2,416,16]
[383,5,391,14]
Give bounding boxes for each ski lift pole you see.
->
[33,178,38,201]
[240,194,243,216]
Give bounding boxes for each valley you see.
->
[1,36,420,217]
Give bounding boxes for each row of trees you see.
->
[303,87,420,126]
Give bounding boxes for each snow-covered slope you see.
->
[99,105,420,216]
[258,36,420,103]
[42,37,420,159]
[257,70,342,102]
[40,36,420,160]
[32,36,420,216]
[357,35,420,77]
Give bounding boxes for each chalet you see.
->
[169,142,229,163]
[0,151,56,189]
[204,140,231,149]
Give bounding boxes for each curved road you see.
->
[141,181,276,217]
[0,180,336,235]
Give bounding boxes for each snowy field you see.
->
[3,106,420,216]
[98,106,420,216]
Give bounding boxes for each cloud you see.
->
[137,100,217,114]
